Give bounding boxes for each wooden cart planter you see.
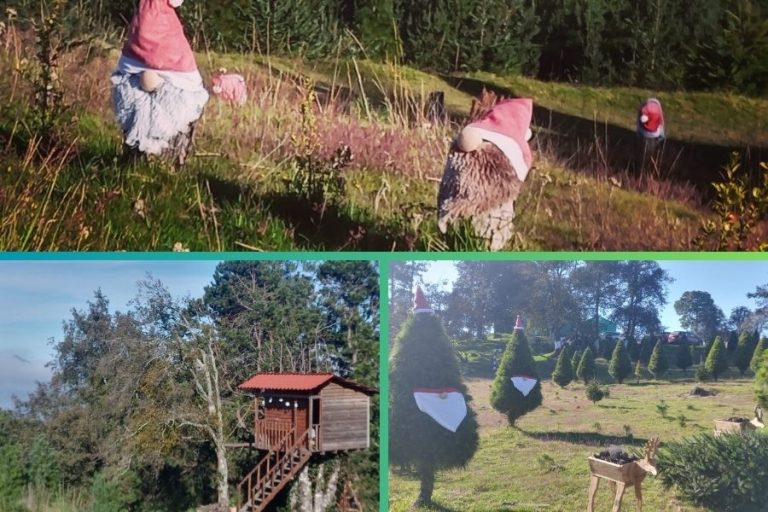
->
[587,438,659,512]
[713,418,755,435]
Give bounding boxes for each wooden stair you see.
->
[237,427,312,512]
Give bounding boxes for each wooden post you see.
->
[426,91,446,124]
[587,475,600,512]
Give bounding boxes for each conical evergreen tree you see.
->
[552,347,574,388]
[634,360,643,384]
[571,349,582,374]
[609,341,632,384]
[751,338,767,373]
[755,350,768,409]
[735,331,753,375]
[577,348,596,384]
[639,337,654,364]
[705,336,729,381]
[389,288,479,505]
[648,341,668,379]
[490,317,543,425]
[675,341,693,374]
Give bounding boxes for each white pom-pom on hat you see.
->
[457,125,485,153]
[169,0,184,7]
[640,114,649,124]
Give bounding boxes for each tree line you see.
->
[392,261,768,350]
[8,0,768,94]
[0,261,379,512]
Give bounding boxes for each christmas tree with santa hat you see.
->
[389,286,479,506]
[490,315,543,425]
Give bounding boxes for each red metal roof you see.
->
[238,372,377,395]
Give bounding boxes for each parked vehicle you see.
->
[667,331,704,346]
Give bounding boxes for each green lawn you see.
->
[389,375,758,512]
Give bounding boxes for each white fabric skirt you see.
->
[111,71,209,155]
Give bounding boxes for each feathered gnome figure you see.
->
[438,91,534,251]
[111,0,209,165]
[637,98,665,140]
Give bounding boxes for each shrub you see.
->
[705,336,729,380]
[576,348,596,384]
[696,365,712,382]
[609,340,632,383]
[0,443,24,512]
[90,470,140,512]
[657,432,768,511]
[585,381,605,404]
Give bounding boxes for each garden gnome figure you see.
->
[637,98,665,140]
[438,94,534,251]
[111,0,209,166]
[636,98,665,171]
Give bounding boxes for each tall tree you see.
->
[729,306,753,332]
[526,261,581,340]
[389,290,479,505]
[490,324,543,425]
[611,261,671,340]
[571,262,621,341]
[674,291,725,343]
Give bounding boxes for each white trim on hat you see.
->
[470,127,530,181]
[116,54,204,91]
[413,307,433,314]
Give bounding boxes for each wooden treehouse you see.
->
[235,372,377,512]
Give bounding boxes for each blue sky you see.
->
[421,260,768,332]
[0,261,219,408]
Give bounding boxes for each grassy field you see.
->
[3,28,765,250]
[389,343,759,512]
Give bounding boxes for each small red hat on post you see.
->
[413,286,433,314]
[514,315,524,330]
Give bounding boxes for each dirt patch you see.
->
[687,385,717,397]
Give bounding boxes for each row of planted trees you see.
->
[6,0,768,94]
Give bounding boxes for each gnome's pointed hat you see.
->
[122,0,197,72]
[457,98,534,181]
[413,286,433,314]
[514,315,524,330]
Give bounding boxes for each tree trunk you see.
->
[415,464,435,506]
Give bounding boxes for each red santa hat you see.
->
[514,315,524,330]
[413,286,433,314]
[122,0,198,72]
[457,98,534,181]
[638,98,664,132]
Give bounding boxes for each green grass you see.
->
[389,376,758,512]
[464,71,768,148]
[1,43,749,251]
